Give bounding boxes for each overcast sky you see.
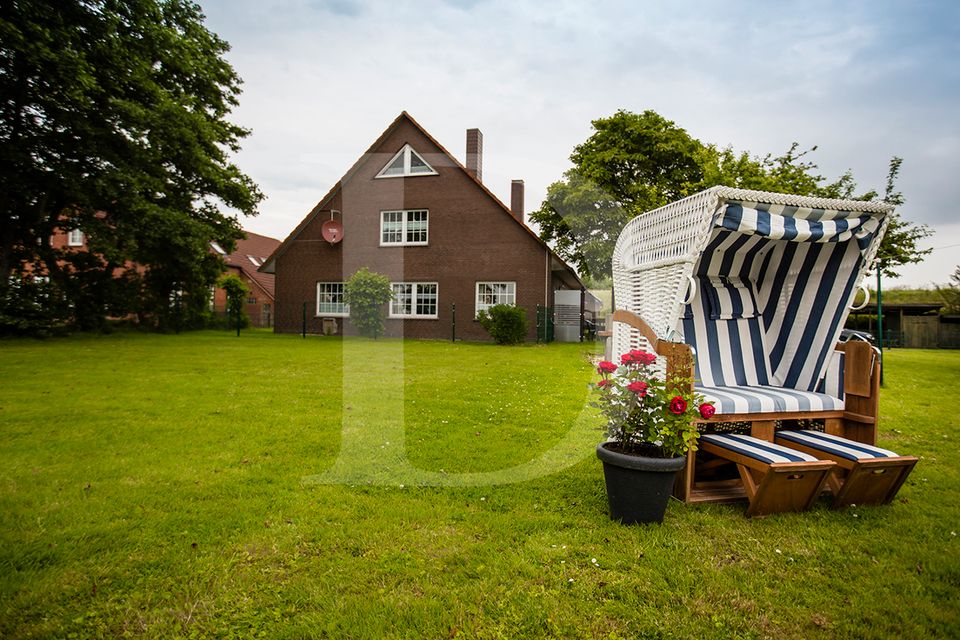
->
[201,0,960,287]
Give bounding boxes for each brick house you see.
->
[260,112,585,341]
[40,223,279,327]
[211,231,280,327]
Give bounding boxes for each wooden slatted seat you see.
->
[610,309,885,507]
[775,430,917,507]
[699,433,836,517]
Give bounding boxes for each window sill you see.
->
[388,315,439,320]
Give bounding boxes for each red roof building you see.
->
[212,231,280,327]
[260,112,586,341]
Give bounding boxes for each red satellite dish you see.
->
[322,219,343,244]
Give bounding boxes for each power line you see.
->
[931,242,960,251]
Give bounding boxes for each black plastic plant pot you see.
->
[596,442,686,525]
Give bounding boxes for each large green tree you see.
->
[531,110,931,280]
[0,0,262,331]
[532,170,628,282]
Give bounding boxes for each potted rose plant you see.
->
[593,349,715,524]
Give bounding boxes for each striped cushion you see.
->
[697,385,844,415]
[700,433,818,464]
[777,430,898,461]
[705,276,757,320]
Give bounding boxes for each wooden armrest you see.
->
[611,310,695,392]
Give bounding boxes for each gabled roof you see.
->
[259,111,583,289]
[221,231,281,299]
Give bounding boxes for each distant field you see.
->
[0,331,958,639]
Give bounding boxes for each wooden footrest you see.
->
[699,433,836,517]
[775,430,917,507]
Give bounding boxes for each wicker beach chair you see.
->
[610,187,916,513]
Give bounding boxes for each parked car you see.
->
[840,328,875,344]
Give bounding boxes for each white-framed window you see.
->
[380,210,429,246]
[67,229,84,247]
[390,282,438,319]
[476,282,516,316]
[317,282,348,316]
[247,255,261,267]
[375,144,437,178]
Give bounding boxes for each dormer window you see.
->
[67,229,84,247]
[376,144,437,178]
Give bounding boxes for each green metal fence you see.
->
[536,305,554,343]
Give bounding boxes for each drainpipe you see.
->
[877,268,884,386]
[544,249,550,310]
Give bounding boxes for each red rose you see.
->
[627,380,648,396]
[699,403,716,419]
[630,350,657,366]
[597,361,618,374]
[620,353,634,365]
[597,379,610,388]
[669,396,687,415]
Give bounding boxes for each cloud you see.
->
[201,0,960,285]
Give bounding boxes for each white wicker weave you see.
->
[611,186,894,365]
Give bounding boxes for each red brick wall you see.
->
[213,266,274,328]
[273,119,563,341]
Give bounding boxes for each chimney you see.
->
[510,180,524,222]
[466,128,483,182]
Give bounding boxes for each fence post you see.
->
[877,269,884,387]
[451,302,456,342]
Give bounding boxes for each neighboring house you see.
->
[259,111,585,341]
[211,231,280,328]
[848,300,958,348]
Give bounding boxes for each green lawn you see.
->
[0,332,958,639]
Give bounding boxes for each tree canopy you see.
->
[531,109,931,281]
[937,265,960,315]
[0,0,262,332]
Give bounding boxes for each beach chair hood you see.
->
[612,187,893,393]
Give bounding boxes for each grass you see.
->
[0,331,958,639]
[871,286,943,305]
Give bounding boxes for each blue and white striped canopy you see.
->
[718,203,883,251]
[682,201,883,394]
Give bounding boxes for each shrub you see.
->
[343,267,393,338]
[0,275,71,337]
[218,274,250,331]
[477,304,528,344]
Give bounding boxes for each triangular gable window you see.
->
[376,144,438,178]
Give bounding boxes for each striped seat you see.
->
[697,385,844,415]
[698,433,836,516]
[776,430,896,461]
[775,430,918,507]
[700,433,819,464]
